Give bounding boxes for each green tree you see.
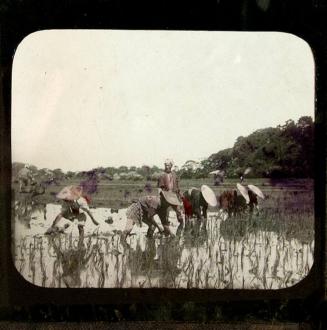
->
[118,166,128,173]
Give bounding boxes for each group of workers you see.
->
[45,159,217,240]
[26,159,264,241]
[121,160,220,240]
[17,164,57,195]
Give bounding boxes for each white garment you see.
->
[76,197,89,210]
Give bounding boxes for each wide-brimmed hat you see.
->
[56,185,83,201]
[200,185,217,207]
[248,184,265,199]
[209,170,224,176]
[161,190,182,206]
[236,183,250,204]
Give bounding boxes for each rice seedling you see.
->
[12,179,314,289]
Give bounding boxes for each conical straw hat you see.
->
[161,190,182,206]
[236,183,250,204]
[248,184,265,199]
[200,185,217,207]
[56,185,83,201]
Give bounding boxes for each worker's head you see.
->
[164,159,174,173]
[24,164,30,169]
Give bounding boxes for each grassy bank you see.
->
[12,177,313,210]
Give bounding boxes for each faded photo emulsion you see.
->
[12,30,315,289]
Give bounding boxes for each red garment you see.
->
[82,194,91,204]
[182,196,193,216]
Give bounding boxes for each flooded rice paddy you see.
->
[12,188,314,289]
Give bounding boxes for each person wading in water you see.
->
[46,185,99,238]
[157,159,184,227]
[121,190,183,242]
[182,185,217,222]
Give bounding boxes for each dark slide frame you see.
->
[0,0,326,325]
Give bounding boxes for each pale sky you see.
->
[12,30,315,172]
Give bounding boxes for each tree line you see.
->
[201,116,314,179]
[12,116,314,181]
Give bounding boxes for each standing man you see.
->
[157,159,184,225]
[17,164,34,193]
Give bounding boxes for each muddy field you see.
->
[12,179,314,289]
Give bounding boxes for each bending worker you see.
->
[122,190,183,241]
[48,185,99,238]
[182,185,217,222]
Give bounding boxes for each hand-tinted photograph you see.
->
[11,30,314,289]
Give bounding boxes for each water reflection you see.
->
[48,235,95,288]
[14,195,46,228]
[13,203,314,289]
